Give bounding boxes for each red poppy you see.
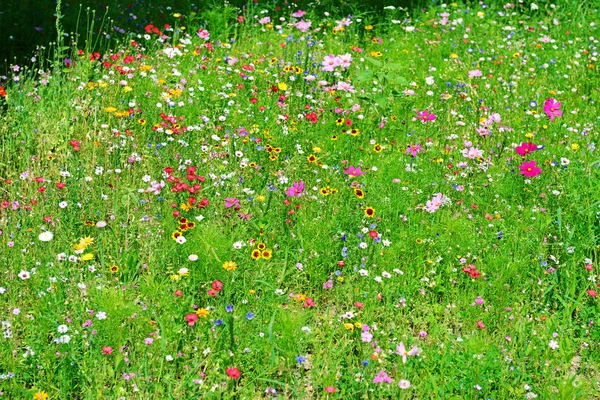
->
[0,86,6,97]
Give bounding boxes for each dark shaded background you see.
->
[0,0,428,75]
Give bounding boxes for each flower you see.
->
[543,98,562,121]
[222,261,237,271]
[33,392,49,400]
[224,197,240,209]
[324,386,336,393]
[185,313,199,326]
[549,340,559,350]
[516,142,538,156]
[518,160,542,178]
[343,165,366,177]
[285,181,305,197]
[415,110,436,122]
[226,367,241,379]
[38,231,54,242]
[102,346,113,355]
[398,380,411,389]
[373,370,393,384]
[426,193,447,213]
[196,308,210,318]
[364,206,375,218]
[396,342,420,363]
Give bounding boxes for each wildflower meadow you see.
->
[0,0,599,398]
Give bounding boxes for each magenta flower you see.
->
[518,160,542,178]
[224,197,240,209]
[425,193,447,213]
[543,98,562,122]
[373,370,393,384]
[343,165,366,177]
[285,181,305,197]
[415,110,436,122]
[396,342,420,364]
[406,144,423,157]
[515,142,537,156]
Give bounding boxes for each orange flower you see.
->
[0,86,6,97]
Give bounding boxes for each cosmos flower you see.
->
[543,98,562,121]
[518,160,542,178]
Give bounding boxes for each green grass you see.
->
[1,0,600,399]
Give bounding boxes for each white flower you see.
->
[18,270,31,280]
[38,231,54,242]
[275,289,284,295]
[358,269,369,276]
[57,334,71,344]
[178,268,189,276]
[165,355,174,361]
[175,236,187,244]
[58,201,68,209]
[188,254,198,261]
[96,311,107,320]
[549,340,559,350]
[57,324,69,333]
[96,221,107,228]
[0,287,6,294]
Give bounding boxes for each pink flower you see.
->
[258,16,271,25]
[406,144,423,157]
[373,370,393,384]
[543,98,563,122]
[468,69,482,78]
[518,160,542,178]
[398,380,411,389]
[294,20,312,32]
[285,181,305,197]
[321,54,342,72]
[477,321,486,329]
[343,165,365,177]
[185,313,198,326]
[396,342,420,363]
[324,386,336,394]
[224,197,240,209]
[196,29,210,40]
[515,142,537,156]
[292,10,307,18]
[588,289,598,298]
[415,110,436,122]
[425,193,447,213]
[102,346,113,355]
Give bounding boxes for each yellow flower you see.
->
[277,82,288,91]
[173,13,181,18]
[222,261,237,271]
[365,25,374,30]
[81,253,94,261]
[170,274,181,281]
[256,195,266,202]
[33,392,49,400]
[104,106,117,113]
[110,265,119,273]
[450,53,458,59]
[249,289,256,295]
[343,323,354,331]
[196,308,210,318]
[123,86,132,93]
[79,236,94,247]
[73,243,87,251]
[571,143,580,151]
[525,132,534,138]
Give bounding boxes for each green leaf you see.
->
[355,69,374,82]
[364,57,383,67]
[385,63,405,71]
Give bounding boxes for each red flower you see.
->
[226,368,241,379]
[587,289,598,298]
[173,290,183,297]
[185,313,199,326]
[0,86,6,97]
[211,280,223,291]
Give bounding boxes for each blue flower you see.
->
[296,356,306,363]
[245,312,255,320]
[226,305,234,313]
